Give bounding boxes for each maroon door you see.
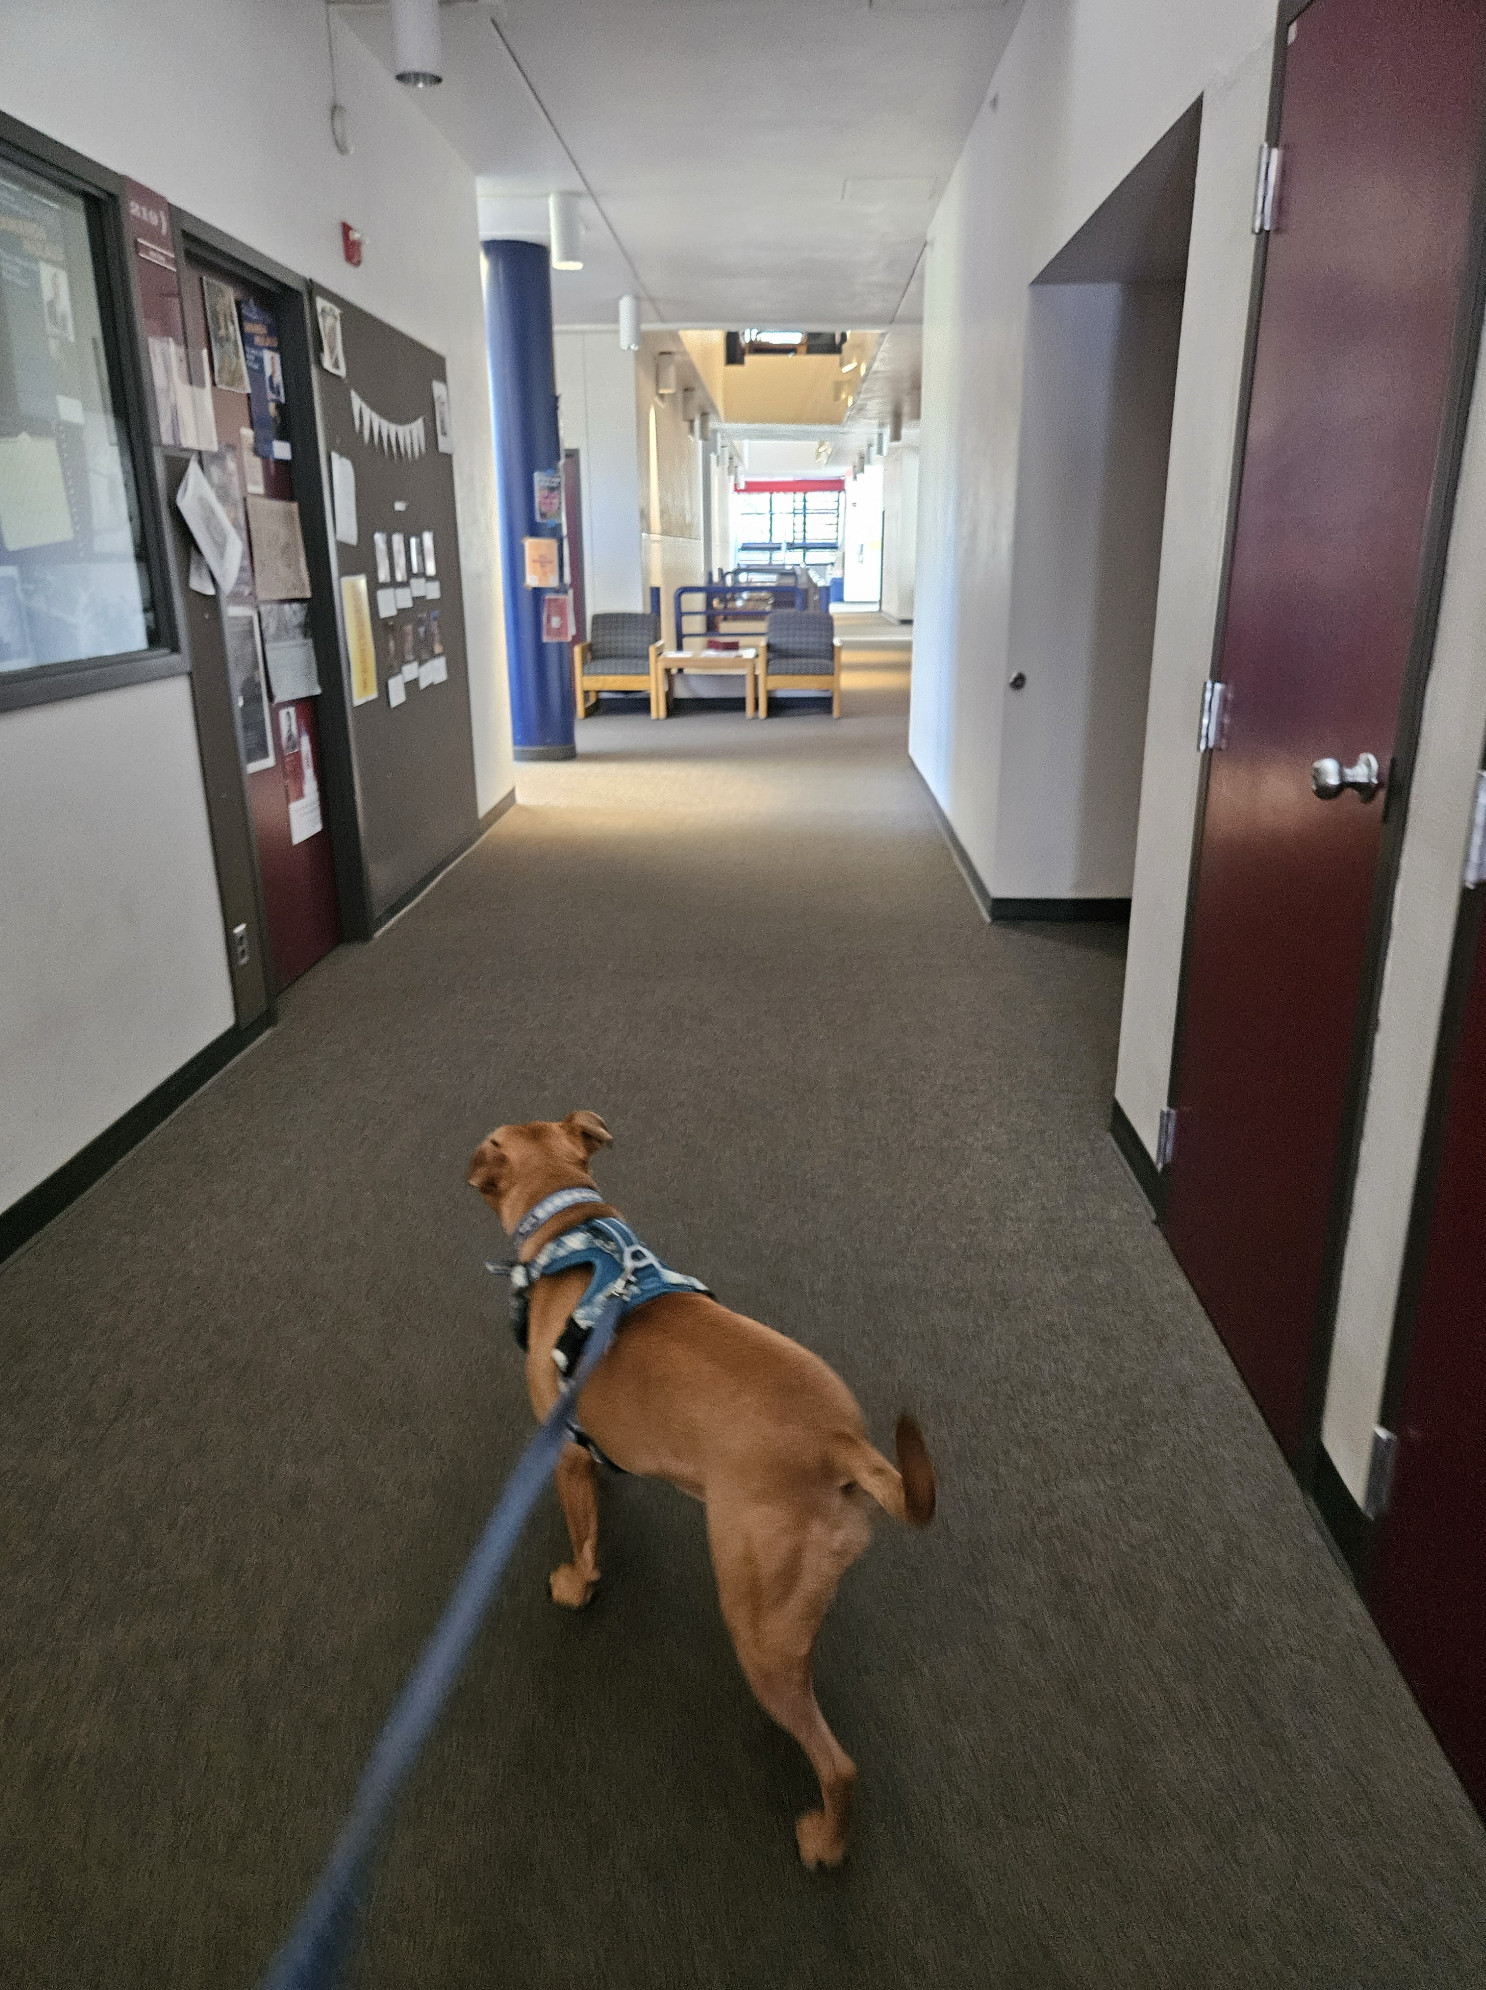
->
[1369,904,1486,1812]
[182,257,340,989]
[1165,0,1486,1457]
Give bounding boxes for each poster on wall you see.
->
[341,572,378,706]
[246,495,311,601]
[523,536,558,589]
[278,705,323,844]
[223,604,274,771]
[239,297,288,461]
[431,378,453,453]
[202,275,249,393]
[540,591,574,644]
[316,296,346,377]
[533,469,562,524]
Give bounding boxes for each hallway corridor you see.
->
[4,681,1485,1988]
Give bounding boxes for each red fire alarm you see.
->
[341,221,364,268]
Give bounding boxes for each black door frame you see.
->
[1157,0,1486,1528]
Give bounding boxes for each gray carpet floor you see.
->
[4,676,1485,1988]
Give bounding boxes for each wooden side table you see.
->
[656,648,760,718]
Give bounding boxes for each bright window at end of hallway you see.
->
[0,157,155,675]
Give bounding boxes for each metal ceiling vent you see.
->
[392,0,442,86]
[549,192,582,271]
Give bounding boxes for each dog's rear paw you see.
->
[549,1563,598,1610]
[796,1810,847,1870]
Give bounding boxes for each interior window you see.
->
[0,157,155,674]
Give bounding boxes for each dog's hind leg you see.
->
[707,1498,864,1869]
[550,1441,600,1609]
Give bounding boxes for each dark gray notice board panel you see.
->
[314,285,478,921]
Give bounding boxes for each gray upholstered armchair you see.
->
[572,611,663,719]
[757,609,842,718]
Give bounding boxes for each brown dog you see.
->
[468,1110,935,1868]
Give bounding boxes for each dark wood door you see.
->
[1370,904,1486,1814]
[1165,0,1486,1458]
[181,256,340,991]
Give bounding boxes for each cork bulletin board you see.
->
[312,284,478,922]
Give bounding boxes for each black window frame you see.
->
[0,108,183,715]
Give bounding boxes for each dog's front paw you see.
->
[548,1563,597,1610]
[795,1810,847,1871]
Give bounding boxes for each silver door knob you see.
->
[1311,751,1383,802]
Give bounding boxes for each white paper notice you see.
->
[376,587,396,620]
[401,660,419,683]
[410,575,426,598]
[240,428,265,497]
[175,455,243,595]
[387,672,407,708]
[0,433,74,550]
[331,452,357,545]
[422,530,436,576]
[192,358,219,451]
[187,548,214,595]
[374,531,391,584]
[417,660,434,689]
[426,579,441,600]
[429,653,448,684]
[394,586,412,610]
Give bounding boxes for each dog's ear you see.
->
[467,1136,507,1195]
[563,1110,612,1157]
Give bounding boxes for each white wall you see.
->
[1113,46,1272,1151]
[994,281,1182,901]
[0,0,514,1214]
[911,0,1271,1103]
[554,331,643,622]
[636,334,706,647]
[0,680,234,1210]
[881,444,918,622]
[1321,314,1486,1505]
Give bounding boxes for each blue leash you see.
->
[258,1277,630,1990]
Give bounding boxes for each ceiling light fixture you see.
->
[655,352,677,398]
[618,294,641,351]
[840,357,859,374]
[548,191,583,270]
[391,0,442,86]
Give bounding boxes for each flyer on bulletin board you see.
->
[341,573,378,706]
[523,536,559,589]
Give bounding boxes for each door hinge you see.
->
[1197,679,1229,753]
[1253,142,1283,234]
[1156,1106,1178,1170]
[1464,769,1486,887]
[1363,1425,1398,1520]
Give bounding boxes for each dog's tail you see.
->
[839,1416,936,1527]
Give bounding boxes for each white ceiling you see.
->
[337,0,1022,332]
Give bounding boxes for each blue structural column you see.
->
[481,239,573,760]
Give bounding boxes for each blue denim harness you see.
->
[488,1189,710,1468]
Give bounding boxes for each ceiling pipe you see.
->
[618,293,641,351]
[391,0,442,86]
[548,191,583,271]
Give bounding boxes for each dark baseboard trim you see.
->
[992,897,1132,923]
[1109,1098,1165,1220]
[1307,1444,1373,1587]
[513,743,576,762]
[372,789,517,934]
[913,767,993,922]
[0,1016,271,1269]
